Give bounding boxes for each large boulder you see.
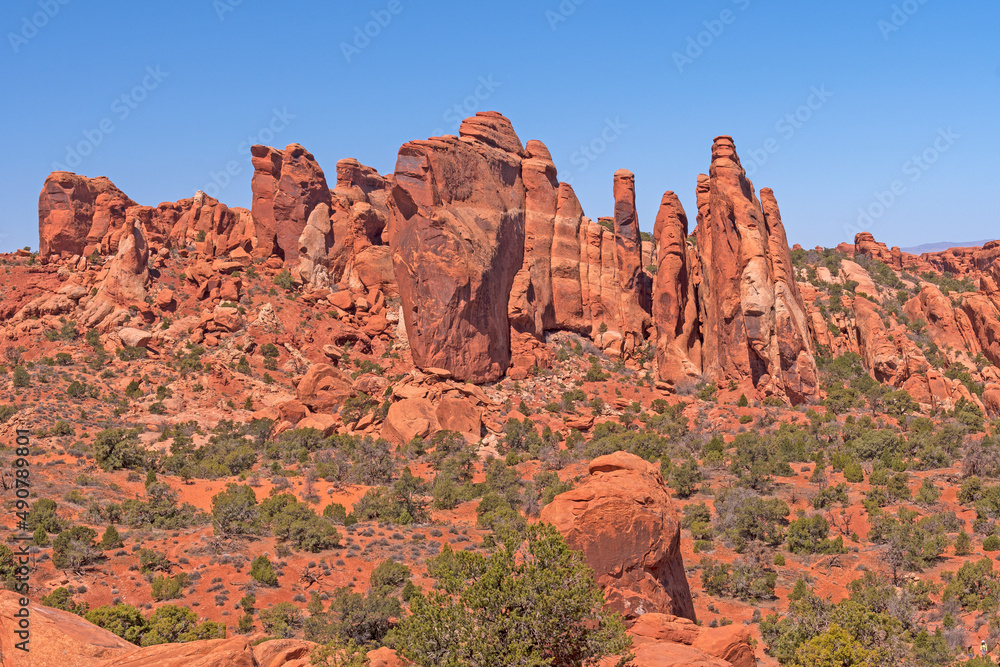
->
[389,111,526,383]
[296,363,354,413]
[626,614,756,667]
[97,637,258,666]
[541,452,695,622]
[381,396,482,445]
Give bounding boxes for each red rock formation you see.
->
[330,158,395,294]
[612,169,652,356]
[389,111,526,383]
[760,188,818,403]
[0,590,134,665]
[541,451,695,622]
[627,614,757,667]
[39,170,263,264]
[903,283,981,362]
[38,172,136,260]
[854,232,899,267]
[550,183,590,333]
[652,191,700,386]
[693,137,817,404]
[251,143,332,263]
[509,139,558,338]
[79,217,151,330]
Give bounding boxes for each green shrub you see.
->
[250,555,279,586]
[12,366,29,388]
[394,525,630,666]
[150,573,187,601]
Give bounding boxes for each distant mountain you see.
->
[900,239,995,254]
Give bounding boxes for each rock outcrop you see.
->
[389,111,526,383]
[541,451,695,622]
[38,172,136,260]
[509,140,559,338]
[79,217,151,330]
[652,191,700,386]
[38,171,262,264]
[693,137,817,404]
[0,590,134,665]
[624,614,757,667]
[508,158,654,357]
[251,143,332,263]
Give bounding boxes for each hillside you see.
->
[2,111,1000,666]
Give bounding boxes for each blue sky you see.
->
[1,0,997,253]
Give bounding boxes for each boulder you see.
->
[541,452,695,622]
[381,396,482,445]
[118,327,152,348]
[296,364,354,413]
[97,637,258,666]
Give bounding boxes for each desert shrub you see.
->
[663,458,702,498]
[259,493,340,551]
[394,525,631,666]
[142,605,225,645]
[787,515,846,555]
[150,573,187,601]
[211,483,260,537]
[99,525,124,550]
[41,587,89,614]
[258,602,303,638]
[250,555,279,586]
[352,468,428,526]
[52,526,101,571]
[700,556,776,601]
[94,428,152,471]
[714,488,788,552]
[26,498,66,534]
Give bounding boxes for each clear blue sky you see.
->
[1,0,997,253]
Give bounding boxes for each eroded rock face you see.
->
[39,172,136,260]
[693,137,817,404]
[509,139,558,338]
[760,188,817,404]
[251,143,332,263]
[79,217,152,330]
[0,591,133,665]
[39,171,263,263]
[652,192,700,386]
[611,169,652,356]
[541,451,695,622]
[389,111,526,383]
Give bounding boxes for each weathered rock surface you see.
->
[541,451,695,622]
[381,395,482,445]
[0,590,134,665]
[693,137,817,404]
[626,614,756,667]
[509,139,558,338]
[652,191,700,386]
[38,172,136,260]
[251,143,332,263]
[389,111,526,383]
